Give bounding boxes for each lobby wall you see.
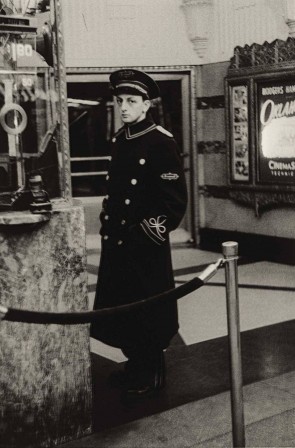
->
[196,62,295,263]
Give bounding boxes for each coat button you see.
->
[118,240,123,245]
[131,179,137,185]
[139,158,146,165]
[103,235,109,240]
[121,219,126,225]
[106,195,109,199]
[104,215,109,220]
[125,199,131,205]
[106,175,110,181]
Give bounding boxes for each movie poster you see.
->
[258,80,295,184]
[231,85,249,182]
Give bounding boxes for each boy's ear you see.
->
[144,99,151,110]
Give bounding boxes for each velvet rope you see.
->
[1,276,205,325]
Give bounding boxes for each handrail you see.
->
[71,171,108,177]
[70,156,111,161]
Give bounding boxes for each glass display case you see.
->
[0,4,91,447]
[0,0,70,212]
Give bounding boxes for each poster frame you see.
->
[254,75,295,187]
[227,79,251,184]
[226,70,295,194]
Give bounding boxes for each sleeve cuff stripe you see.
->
[142,219,166,242]
[140,222,162,245]
[141,219,166,243]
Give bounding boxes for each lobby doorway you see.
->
[67,70,195,245]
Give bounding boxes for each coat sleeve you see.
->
[131,134,188,246]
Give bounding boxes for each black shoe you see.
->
[107,360,138,389]
[108,369,129,389]
[123,351,166,399]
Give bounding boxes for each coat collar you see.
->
[125,117,157,140]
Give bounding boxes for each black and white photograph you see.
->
[1,1,295,448]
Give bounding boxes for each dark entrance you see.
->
[67,72,193,243]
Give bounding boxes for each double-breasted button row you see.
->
[121,178,138,206]
[104,176,137,205]
[103,235,123,246]
[101,158,144,247]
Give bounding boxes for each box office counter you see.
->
[0,1,92,446]
[0,202,92,447]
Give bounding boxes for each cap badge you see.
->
[118,70,135,80]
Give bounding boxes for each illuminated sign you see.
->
[257,80,295,184]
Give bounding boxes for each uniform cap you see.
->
[110,69,160,100]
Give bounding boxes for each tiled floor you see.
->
[62,372,295,448]
[60,236,295,448]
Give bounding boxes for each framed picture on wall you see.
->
[230,84,250,182]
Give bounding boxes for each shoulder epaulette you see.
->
[156,125,173,138]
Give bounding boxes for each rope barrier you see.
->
[175,280,295,293]
[0,259,224,325]
[0,241,246,446]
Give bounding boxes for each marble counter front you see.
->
[0,204,92,447]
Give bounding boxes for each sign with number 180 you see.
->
[6,43,33,61]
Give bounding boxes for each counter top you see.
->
[0,211,51,225]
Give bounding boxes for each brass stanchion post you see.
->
[222,241,245,447]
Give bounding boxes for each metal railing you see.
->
[70,156,111,177]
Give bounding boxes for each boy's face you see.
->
[116,94,150,124]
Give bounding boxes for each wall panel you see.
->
[62,0,289,68]
[62,0,199,67]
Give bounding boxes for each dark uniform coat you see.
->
[90,117,187,351]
